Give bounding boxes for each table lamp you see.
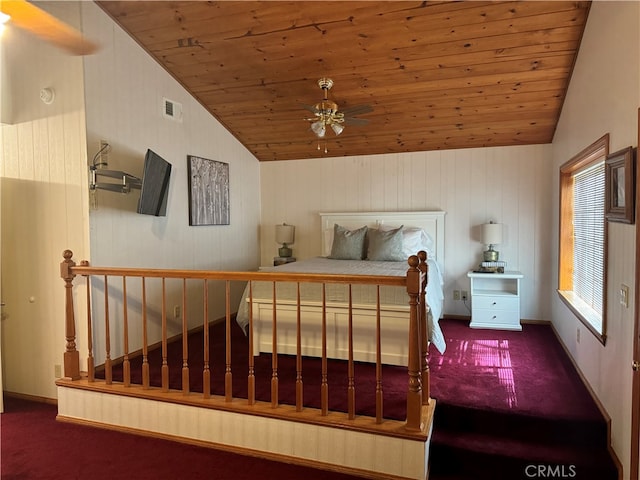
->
[275,223,295,257]
[482,221,503,262]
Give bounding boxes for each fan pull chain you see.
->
[317,141,328,154]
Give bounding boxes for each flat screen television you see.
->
[137,149,172,216]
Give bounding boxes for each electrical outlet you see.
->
[620,284,629,308]
[174,305,181,320]
[54,364,62,378]
[461,291,468,301]
[453,290,460,301]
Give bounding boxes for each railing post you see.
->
[405,255,423,431]
[60,250,80,380]
[417,250,430,404]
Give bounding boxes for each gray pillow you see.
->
[367,225,405,261]
[329,224,368,260]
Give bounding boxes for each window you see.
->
[558,134,609,344]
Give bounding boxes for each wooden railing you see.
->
[59,249,431,433]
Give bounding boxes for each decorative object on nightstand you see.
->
[476,221,504,272]
[275,223,295,257]
[273,256,296,266]
[468,270,523,331]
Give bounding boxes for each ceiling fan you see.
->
[304,78,372,139]
[0,0,98,55]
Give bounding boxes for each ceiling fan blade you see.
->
[340,104,373,117]
[302,104,319,113]
[344,117,370,126]
[1,0,98,55]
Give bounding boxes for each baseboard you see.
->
[99,316,230,372]
[442,314,469,321]
[521,318,551,325]
[3,391,57,406]
[441,315,550,326]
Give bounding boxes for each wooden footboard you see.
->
[250,299,413,366]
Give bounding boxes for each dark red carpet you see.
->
[2,319,618,480]
[0,396,361,480]
[430,319,601,420]
[429,319,617,480]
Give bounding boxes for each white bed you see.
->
[236,211,446,366]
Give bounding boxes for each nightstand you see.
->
[467,271,523,331]
[274,257,296,266]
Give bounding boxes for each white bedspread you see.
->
[236,257,446,354]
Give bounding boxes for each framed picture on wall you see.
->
[605,146,636,224]
[187,155,230,226]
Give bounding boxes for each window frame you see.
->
[558,134,609,344]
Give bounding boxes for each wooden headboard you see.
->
[318,211,446,263]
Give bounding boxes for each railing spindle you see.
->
[203,279,211,399]
[182,278,189,395]
[295,282,303,412]
[104,275,112,385]
[347,284,355,420]
[271,281,279,407]
[161,278,169,392]
[83,262,94,382]
[122,276,130,387]
[247,281,255,405]
[141,277,150,389]
[225,280,232,402]
[375,285,383,424]
[321,284,328,416]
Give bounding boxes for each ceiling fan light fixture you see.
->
[311,120,326,138]
[304,77,372,146]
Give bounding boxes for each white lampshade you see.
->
[330,123,344,135]
[481,222,503,246]
[310,121,326,138]
[275,223,295,245]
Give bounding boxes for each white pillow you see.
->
[380,225,435,259]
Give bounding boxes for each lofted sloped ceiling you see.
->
[97,1,590,162]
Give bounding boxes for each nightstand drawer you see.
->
[472,309,520,326]
[472,295,519,311]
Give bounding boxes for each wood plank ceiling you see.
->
[97,1,590,162]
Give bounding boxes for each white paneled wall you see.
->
[0,3,90,399]
[80,4,261,358]
[550,2,639,477]
[82,3,260,272]
[260,144,553,320]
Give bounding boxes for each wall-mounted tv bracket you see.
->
[89,166,142,194]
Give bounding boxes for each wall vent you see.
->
[163,97,183,122]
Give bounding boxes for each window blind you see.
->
[572,161,605,319]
